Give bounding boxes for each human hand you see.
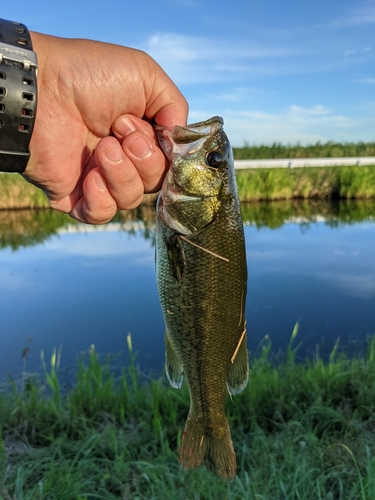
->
[25,32,188,224]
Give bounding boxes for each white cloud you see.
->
[147,32,301,61]
[290,105,331,116]
[343,46,372,57]
[288,106,351,125]
[217,105,357,146]
[143,32,305,84]
[354,77,375,84]
[327,4,375,28]
[142,24,374,87]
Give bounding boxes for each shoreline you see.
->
[1,163,375,209]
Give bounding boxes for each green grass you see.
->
[2,333,375,499]
[2,158,375,213]
[236,165,375,202]
[233,141,375,160]
[0,173,49,210]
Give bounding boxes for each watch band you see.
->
[0,19,38,173]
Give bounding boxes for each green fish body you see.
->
[155,116,248,480]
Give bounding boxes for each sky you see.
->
[3,0,374,146]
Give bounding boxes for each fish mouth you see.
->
[162,180,217,205]
[155,116,224,160]
[170,116,224,145]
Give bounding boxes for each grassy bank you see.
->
[2,164,375,211]
[2,335,375,499]
[0,174,49,210]
[236,165,375,201]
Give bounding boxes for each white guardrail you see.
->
[234,157,375,169]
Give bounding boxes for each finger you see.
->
[112,115,169,191]
[142,57,189,127]
[120,129,168,192]
[69,168,117,224]
[95,136,145,209]
[49,193,79,214]
[153,99,189,127]
[112,114,157,142]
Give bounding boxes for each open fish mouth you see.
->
[155,116,225,161]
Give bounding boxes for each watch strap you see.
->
[0,19,37,173]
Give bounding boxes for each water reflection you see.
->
[0,199,374,380]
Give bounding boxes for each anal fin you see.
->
[227,330,249,395]
[165,331,184,388]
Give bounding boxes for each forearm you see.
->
[0,18,37,173]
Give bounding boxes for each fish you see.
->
[155,116,248,480]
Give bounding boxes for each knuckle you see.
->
[112,171,144,208]
[83,201,116,225]
[119,193,144,210]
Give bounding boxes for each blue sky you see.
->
[3,0,374,146]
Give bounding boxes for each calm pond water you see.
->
[0,199,375,381]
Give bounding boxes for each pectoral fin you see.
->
[165,331,184,389]
[166,233,186,281]
[227,330,249,395]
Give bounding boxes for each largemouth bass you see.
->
[155,116,248,480]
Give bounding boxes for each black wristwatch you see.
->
[0,19,38,173]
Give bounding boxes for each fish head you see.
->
[156,116,233,235]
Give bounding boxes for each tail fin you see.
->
[179,415,236,480]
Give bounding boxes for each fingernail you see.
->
[94,172,107,191]
[129,136,151,158]
[105,142,122,163]
[113,116,136,138]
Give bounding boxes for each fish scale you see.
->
[155,116,248,480]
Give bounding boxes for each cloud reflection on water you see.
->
[246,222,375,299]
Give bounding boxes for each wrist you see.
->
[0,19,38,173]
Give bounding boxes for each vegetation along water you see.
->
[1,141,375,208]
[3,335,375,499]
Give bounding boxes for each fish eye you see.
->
[206,151,222,168]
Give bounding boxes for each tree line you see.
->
[233,141,375,159]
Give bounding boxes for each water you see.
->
[0,200,374,381]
